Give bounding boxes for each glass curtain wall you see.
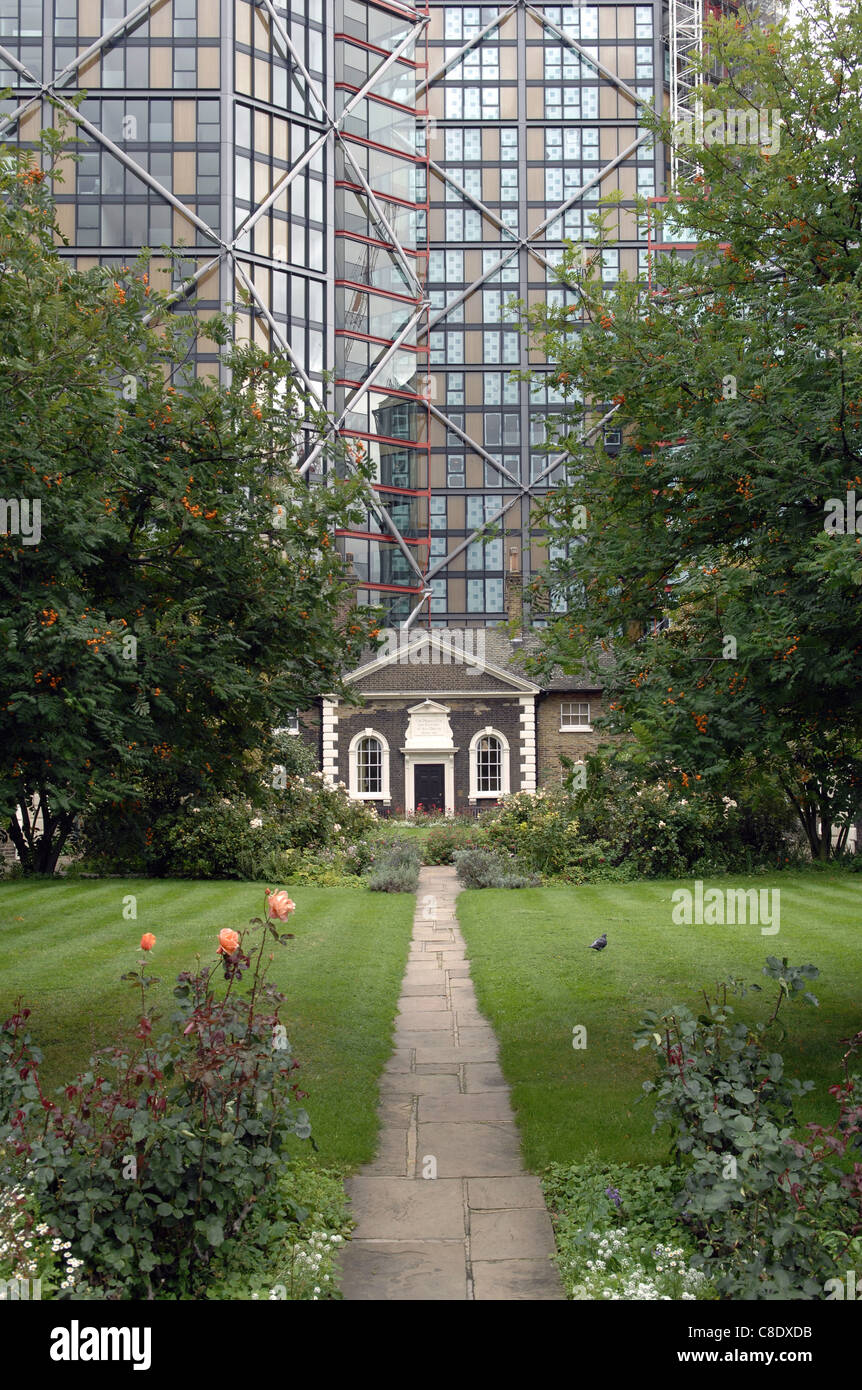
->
[333,0,432,625]
[422,1,664,624]
[0,0,431,627]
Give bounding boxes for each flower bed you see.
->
[0,889,315,1298]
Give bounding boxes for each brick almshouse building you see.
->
[298,568,609,817]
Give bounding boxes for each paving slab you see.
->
[380,1072,460,1097]
[467,1177,547,1210]
[382,1049,415,1073]
[361,1128,408,1176]
[469,1208,557,1261]
[400,980,447,997]
[378,1097,414,1129]
[339,1242,468,1301]
[419,1092,514,1123]
[393,1016,453,1036]
[472,1259,565,1301]
[346,1177,465,1240]
[463,1063,509,1091]
[415,1122,524,1178]
[456,1026,500,1048]
[454,1010,488,1028]
[414,1044,499,1064]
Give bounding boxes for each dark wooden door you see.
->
[414,763,445,813]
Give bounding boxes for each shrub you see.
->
[280,847,371,886]
[453,847,539,890]
[634,957,862,1299]
[424,823,491,865]
[367,862,420,893]
[0,1181,81,1297]
[207,1161,352,1302]
[556,839,637,885]
[485,788,579,877]
[0,893,312,1298]
[80,772,377,881]
[572,755,805,879]
[150,802,285,879]
[367,838,421,893]
[543,1159,715,1301]
[483,760,806,882]
[374,838,422,870]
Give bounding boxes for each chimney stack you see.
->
[336,550,361,629]
[505,545,524,629]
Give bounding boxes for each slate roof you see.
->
[349,626,608,694]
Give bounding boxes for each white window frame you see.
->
[469,727,511,800]
[348,728,390,801]
[560,701,592,732]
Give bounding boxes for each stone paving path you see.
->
[339,865,564,1301]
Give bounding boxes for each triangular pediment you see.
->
[347,630,540,694]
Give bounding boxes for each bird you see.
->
[588,933,607,951]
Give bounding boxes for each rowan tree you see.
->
[0,129,379,873]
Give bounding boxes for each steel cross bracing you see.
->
[0,0,657,628]
[417,2,519,95]
[0,2,432,585]
[407,0,656,629]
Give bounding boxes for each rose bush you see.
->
[634,959,862,1298]
[0,892,312,1298]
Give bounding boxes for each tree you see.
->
[525,0,862,859]
[0,128,379,873]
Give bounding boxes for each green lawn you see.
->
[0,879,415,1169]
[457,872,862,1171]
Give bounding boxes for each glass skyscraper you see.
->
[1,1,750,626]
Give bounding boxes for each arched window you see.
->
[357,736,382,794]
[476,735,502,793]
[469,728,510,801]
[349,729,390,802]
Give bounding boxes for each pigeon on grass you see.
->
[588,933,607,951]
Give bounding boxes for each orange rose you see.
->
[218,928,240,955]
[140,933,156,951]
[266,890,295,921]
